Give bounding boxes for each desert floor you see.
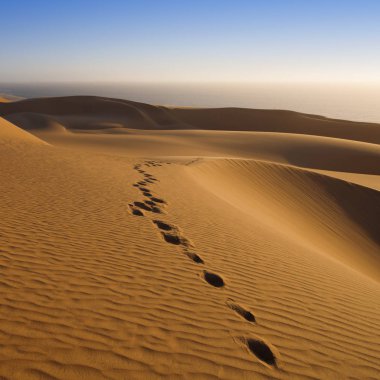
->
[0,96,379,379]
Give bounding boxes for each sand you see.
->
[0,96,379,379]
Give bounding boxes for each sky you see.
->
[1,0,380,83]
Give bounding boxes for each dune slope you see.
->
[188,159,380,281]
[0,96,379,379]
[0,116,48,148]
[1,148,379,379]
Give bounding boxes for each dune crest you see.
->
[5,112,68,133]
[0,116,48,148]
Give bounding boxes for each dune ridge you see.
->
[1,95,380,143]
[0,116,48,148]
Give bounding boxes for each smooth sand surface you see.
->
[1,97,380,379]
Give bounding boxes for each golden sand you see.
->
[0,97,379,379]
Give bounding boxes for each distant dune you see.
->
[1,95,380,143]
[0,95,379,379]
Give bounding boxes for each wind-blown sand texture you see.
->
[0,96,379,379]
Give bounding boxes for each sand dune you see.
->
[189,158,380,281]
[1,95,380,143]
[0,96,379,379]
[19,129,380,176]
[6,112,68,133]
[170,107,380,144]
[0,116,48,148]
[0,96,183,131]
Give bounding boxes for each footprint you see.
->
[145,200,156,206]
[139,187,150,192]
[133,201,153,212]
[242,337,277,367]
[129,204,144,216]
[203,271,225,288]
[162,232,182,245]
[226,300,256,323]
[153,220,173,231]
[151,197,166,204]
[185,251,204,264]
[143,191,152,197]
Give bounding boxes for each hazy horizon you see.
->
[2,81,380,123]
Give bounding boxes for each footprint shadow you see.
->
[240,337,278,367]
[203,271,225,288]
[185,251,204,264]
[227,300,256,323]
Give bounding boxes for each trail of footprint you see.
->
[133,162,278,368]
[152,220,204,264]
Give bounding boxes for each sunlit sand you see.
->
[0,96,379,379]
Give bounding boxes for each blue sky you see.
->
[1,0,380,82]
